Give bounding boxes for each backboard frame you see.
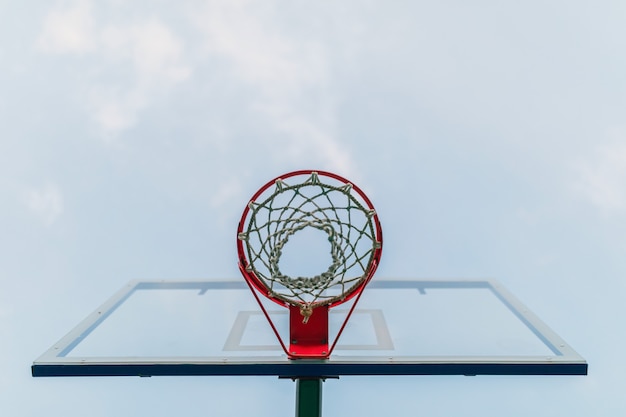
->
[32,279,587,377]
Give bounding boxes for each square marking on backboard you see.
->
[223,309,393,351]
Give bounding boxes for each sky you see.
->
[1,0,626,415]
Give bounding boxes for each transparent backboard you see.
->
[32,279,587,377]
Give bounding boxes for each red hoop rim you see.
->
[236,169,383,309]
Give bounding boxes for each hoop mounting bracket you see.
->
[289,305,329,359]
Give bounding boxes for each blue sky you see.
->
[2,0,626,415]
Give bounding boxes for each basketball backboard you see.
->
[32,278,587,377]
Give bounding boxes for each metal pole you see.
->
[295,378,323,417]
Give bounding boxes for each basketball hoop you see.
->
[237,170,383,358]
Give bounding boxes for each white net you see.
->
[238,172,382,310]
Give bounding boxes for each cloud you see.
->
[197,2,326,98]
[35,3,191,136]
[87,85,147,134]
[88,20,192,135]
[259,106,355,177]
[23,183,64,226]
[100,21,191,84]
[574,137,626,212]
[92,20,192,136]
[35,1,356,174]
[191,1,357,176]
[36,0,96,54]
[210,177,244,209]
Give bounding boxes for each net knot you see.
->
[300,304,313,324]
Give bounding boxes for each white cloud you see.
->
[259,106,356,176]
[36,4,191,136]
[88,85,147,134]
[210,177,244,209]
[100,20,192,84]
[88,20,191,136]
[36,0,96,54]
[575,137,626,211]
[196,1,326,95]
[191,1,357,177]
[23,183,64,226]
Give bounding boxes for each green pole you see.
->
[295,378,323,417]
